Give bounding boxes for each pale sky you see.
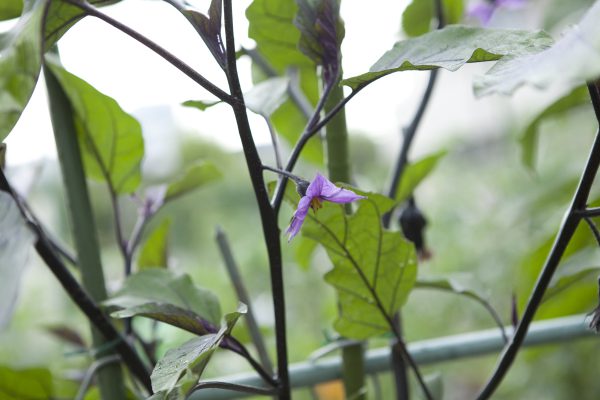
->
[3,0,541,169]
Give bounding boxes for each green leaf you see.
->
[165,162,221,203]
[246,0,322,164]
[44,1,120,49]
[0,192,34,329]
[519,85,590,170]
[543,266,600,303]
[183,77,289,117]
[402,0,434,37]
[111,302,211,336]
[395,150,447,202]
[304,198,417,339]
[415,276,487,303]
[0,0,22,21]
[138,219,171,269]
[0,0,46,141]
[150,304,246,393]
[402,0,464,37]
[294,236,318,270]
[414,275,506,329]
[181,99,221,111]
[516,223,596,314]
[104,269,221,326]
[475,2,600,96]
[246,0,311,71]
[342,25,553,90]
[244,77,290,117]
[0,1,121,142]
[45,57,144,194]
[0,366,53,400]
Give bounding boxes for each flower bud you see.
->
[399,198,431,260]
[295,179,310,197]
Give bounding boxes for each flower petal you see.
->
[305,173,327,198]
[322,187,365,203]
[286,195,312,241]
[467,3,494,24]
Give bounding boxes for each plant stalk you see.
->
[222,1,290,398]
[323,80,366,399]
[44,60,127,400]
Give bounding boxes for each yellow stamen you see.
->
[310,197,323,213]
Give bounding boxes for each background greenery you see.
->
[2,0,600,399]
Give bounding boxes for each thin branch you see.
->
[266,118,284,170]
[415,283,508,343]
[271,81,341,214]
[222,334,278,388]
[475,81,600,399]
[0,167,152,391]
[577,207,600,217]
[185,381,277,398]
[215,227,274,376]
[386,70,439,204]
[63,0,234,104]
[583,216,600,246]
[75,355,121,400]
[17,195,78,266]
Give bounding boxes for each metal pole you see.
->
[190,314,595,399]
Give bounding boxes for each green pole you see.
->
[324,79,367,400]
[44,59,126,400]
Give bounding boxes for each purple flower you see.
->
[467,0,526,24]
[286,173,365,242]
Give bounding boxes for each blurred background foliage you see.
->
[2,0,600,399]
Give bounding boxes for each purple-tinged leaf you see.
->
[184,0,226,68]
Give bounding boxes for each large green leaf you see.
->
[475,2,600,96]
[303,197,417,339]
[138,219,171,269]
[0,366,53,400]
[150,304,246,393]
[104,269,221,326]
[0,0,120,142]
[519,86,590,170]
[246,0,322,164]
[402,0,464,37]
[0,0,22,21]
[45,57,144,194]
[543,266,600,303]
[44,0,120,49]
[0,192,34,329]
[342,25,553,90]
[244,76,289,117]
[164,162,221,203]
[395,150,447,202]
[516,223,596,315]
[0,0,46,141]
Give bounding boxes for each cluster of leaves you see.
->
[3,0,600,399]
